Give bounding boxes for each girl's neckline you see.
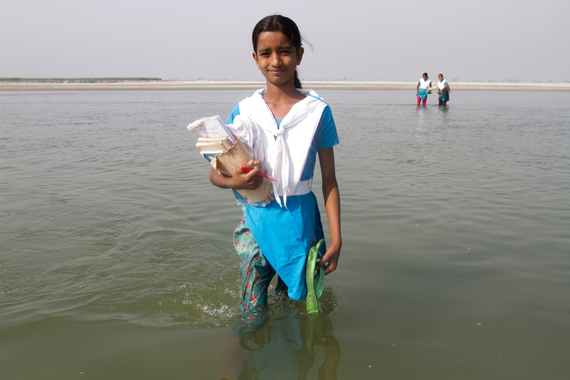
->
[261,92,308,121]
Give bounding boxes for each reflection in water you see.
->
[434,103,449,128]
[416,104,450,133]
[221,311,340,379]
[416,105,426,132]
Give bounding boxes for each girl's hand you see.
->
[227,160,264,190]
[316,243,341,275]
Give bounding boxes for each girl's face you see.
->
[253,31,304,87]
[438,75,444,81]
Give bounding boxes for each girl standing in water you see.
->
[208,15,342,320]
[416,72,432,106]
[437,74,450,106]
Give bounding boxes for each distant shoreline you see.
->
[1,80,569,91]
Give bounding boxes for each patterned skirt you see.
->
[233,209,288,321]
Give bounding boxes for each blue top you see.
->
[439,81,449,101]
[226,98,338,300]
[418,88,428,100]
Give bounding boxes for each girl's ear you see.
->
[252,52,261,69]
[296,47,304,65]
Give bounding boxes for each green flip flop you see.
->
[305,239,325,314]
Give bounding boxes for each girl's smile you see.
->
[253,31,304,87]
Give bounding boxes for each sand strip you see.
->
[1,81,569,91]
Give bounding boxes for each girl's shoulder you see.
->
[226,90,263,123]
[226,103,241,124]
[314,105,338,148]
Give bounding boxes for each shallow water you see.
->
[1,90,570,379]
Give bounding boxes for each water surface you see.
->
[1,90,569,379]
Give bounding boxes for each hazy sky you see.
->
[1,0,569,82]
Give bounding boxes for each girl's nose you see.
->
[270,52,282,66]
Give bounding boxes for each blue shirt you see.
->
[226,96,338,300]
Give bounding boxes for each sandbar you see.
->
[1,80,569,91]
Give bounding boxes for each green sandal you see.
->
[305,239,325,314]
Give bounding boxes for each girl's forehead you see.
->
[257,31,293,47]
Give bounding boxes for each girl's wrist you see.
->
[226,176,242,190]
[328,239,342,250]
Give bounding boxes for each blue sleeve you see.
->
[299,105,339,181]
[314,106,339,149]
[226,104,240,124]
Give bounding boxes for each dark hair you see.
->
[423,72,429,78]
[438,73,444,78]
[252,15,303,88]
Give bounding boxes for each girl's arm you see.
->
[209,160,264,190]
[315,147,342,275]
